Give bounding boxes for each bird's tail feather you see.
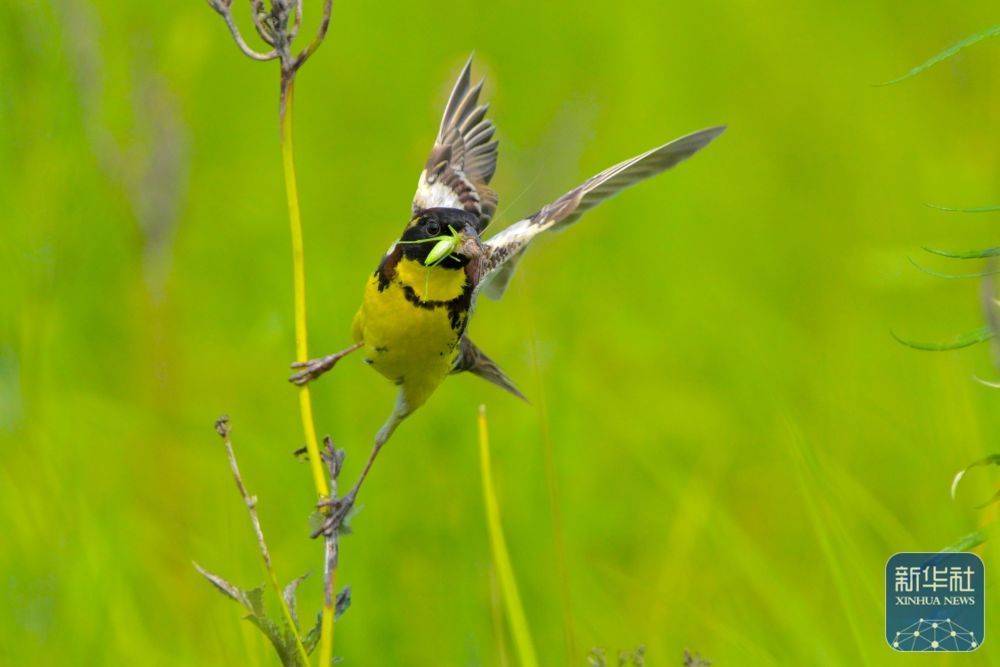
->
[452,337,528,401]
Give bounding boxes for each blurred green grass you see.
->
[2,1,999,664]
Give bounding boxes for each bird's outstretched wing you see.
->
[476,125,726,299]
[412,56,499,232]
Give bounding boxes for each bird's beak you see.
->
[455,224,484,259]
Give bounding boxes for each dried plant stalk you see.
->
[215,416,310,665]
[205,1,338,664]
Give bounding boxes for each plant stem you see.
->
[280,79,329,500]
[217,418,311,666]
[488,566,511,667]
[280,75,335,667]
[477,405,538,667]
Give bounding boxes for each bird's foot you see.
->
[312,488,357,538]
[289,354,338,385]
[289,343,363,386]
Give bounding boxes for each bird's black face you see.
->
[398,208,482,268]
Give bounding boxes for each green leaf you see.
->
[283,574,309,630]
[926,203,1000,213]
[941,530,988,552]
[335,586,352,619]
[243,613,280,642]
[876,24,1000,86]
[892,326,994,351]
[303,613,323,653]
[194,564,307,666]
[193,562,248,607]
[974,375,1000,389]
[923,246,1000,259]
[245,585,266,618]
[299,590,350,658]
[908,256,1000,280]
[245,613,300,666]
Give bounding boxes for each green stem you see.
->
[280,75,335,667]
[478,405,538,667]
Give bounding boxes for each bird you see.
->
[290,56,724,498]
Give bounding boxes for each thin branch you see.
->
[319,436,343,664]
[216,416,271,567]
[225,17,279,61]
[211,3,279,61]
[214,416,311,666]
[320,437,342,585]
[289,0,303,41]
[248,0,277,47]
[294,0,334,71]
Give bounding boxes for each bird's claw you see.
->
[289,356,333,385]
[312,489,356,538]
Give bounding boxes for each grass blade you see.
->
[941,530,988,552]
[478,405,538,667]
[785,422,873,663]
[907,256,1000,280]
[950,454,1000,499]
[950,454,1000,511]
[891,326,994,351]
[926,203,1000,213]
[876,25,1000,85]
[923,246,1000,259]
[488,567,512,667]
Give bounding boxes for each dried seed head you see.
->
[214,415,231,437]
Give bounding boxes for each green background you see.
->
[1,1,998,664]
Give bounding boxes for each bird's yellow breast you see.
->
[352,258,470,405]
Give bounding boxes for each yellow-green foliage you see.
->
[1,1,999,664]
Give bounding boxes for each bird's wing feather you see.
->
[412,56,499,231]
[477,125,726,299]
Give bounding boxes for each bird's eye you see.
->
[425,221,441,236]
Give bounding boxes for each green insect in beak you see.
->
[396,225,464,267]
[423,226,462,266]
